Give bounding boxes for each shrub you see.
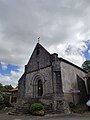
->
[30,103,45,116]
[33,110,45,116]
[69,102,88,113]
[76,103,88,113]
[2,94,11,107]
[0,93,11,108]
[30,103,44,112]
[0,94,4,109]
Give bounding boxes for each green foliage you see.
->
[4,84,13,91]
[30,103,45,116]
[0,84,12,110]
[0,87,7,92]
[0,83,6,92]
[2,94,11,107]
[69,102,88,113]
[30,103,44,112]
[0,93,4,109]
[0,93,11,109]
[0,83,13,92]
[33,110,45,116]
[82,60,90,72]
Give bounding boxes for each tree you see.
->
[82,60,90,72]
[0,83,13,92]
[0,85,6,92]
[4,84,13,91]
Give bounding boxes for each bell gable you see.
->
[26,43,51,73]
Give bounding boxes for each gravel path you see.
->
[0,108,90,120]
[0,113,90,120]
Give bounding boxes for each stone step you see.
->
[17,106,29,109]
[14,103,30,114]
[16,110,29,113]
[15,109,29,114]
[16,108,29,111]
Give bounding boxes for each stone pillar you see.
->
[51,53,70,113]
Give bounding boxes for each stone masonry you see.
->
[18,43,87,113]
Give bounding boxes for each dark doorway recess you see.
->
[38,80,43,96]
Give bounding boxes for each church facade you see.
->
[18,43,87,112]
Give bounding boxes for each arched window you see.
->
[38,80,43,96]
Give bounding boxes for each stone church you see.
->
[18,43,88,112]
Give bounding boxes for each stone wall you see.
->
[61,61,87,104]
[25,66,53,100]
[51,56,65,112]
[26,43,51,73]
[18,74,26,104]
[18,43,87,113]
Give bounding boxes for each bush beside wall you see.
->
[29,103,45,116]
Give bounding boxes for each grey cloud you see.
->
[0,0,90,66]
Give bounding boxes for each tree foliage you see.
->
[0,83,13,109]
[82,60,90,72]
[0,83,13,92]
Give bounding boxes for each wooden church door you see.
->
[38,80,43,96]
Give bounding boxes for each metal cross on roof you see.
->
[38,37,40,43]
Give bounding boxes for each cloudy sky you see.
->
[0,0,90,87]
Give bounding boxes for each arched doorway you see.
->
[32,73,45,98]
[38,80,43,96]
